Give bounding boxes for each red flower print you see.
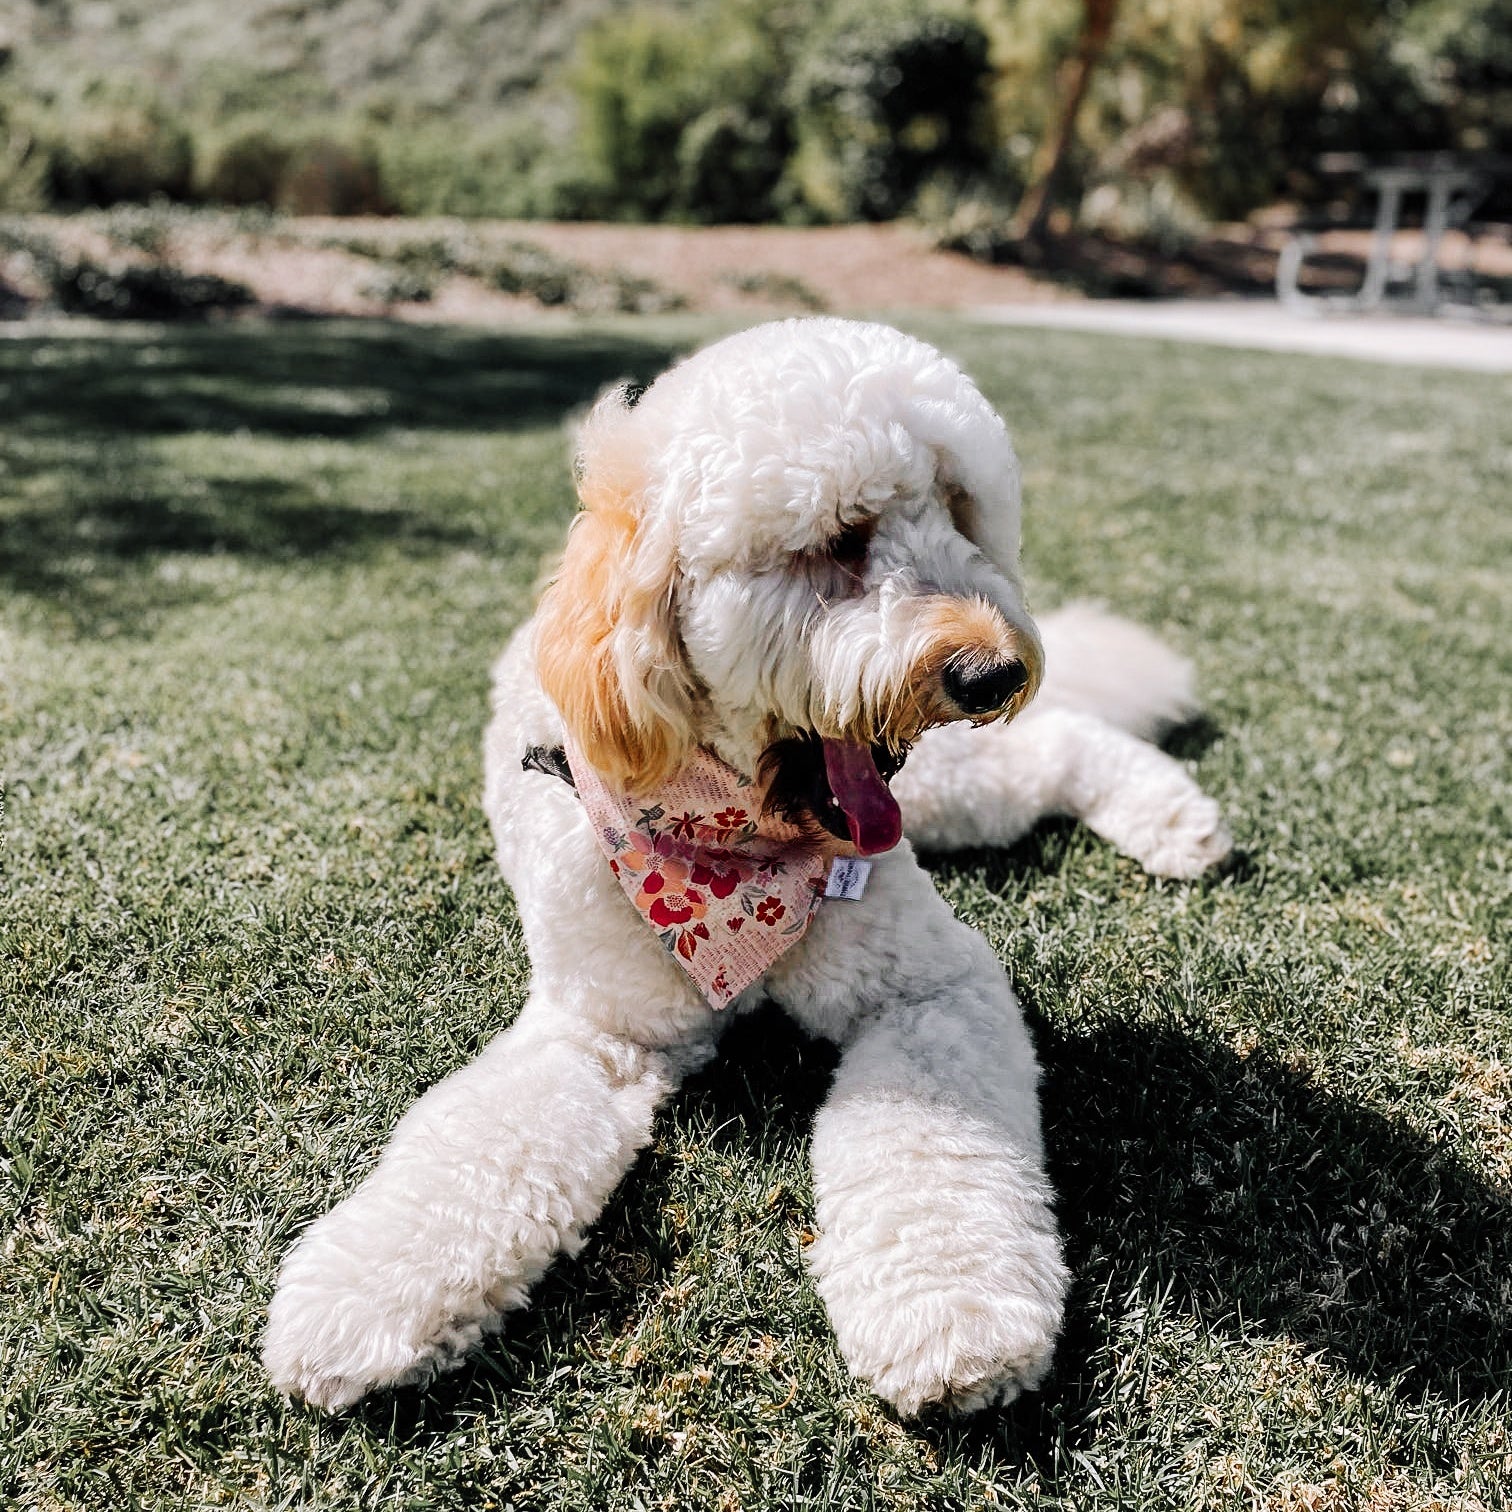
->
[667,811,704,841]
[691,860,741,900]
[710,967,730,997]
[616,830,711,930]
[712,807,748,829]
[726,915,744,933]
[675,922,711,960]
[755,896,785,926]
[649,886,706,928]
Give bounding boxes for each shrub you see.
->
[357,265,434,304]
[784,0,997,222]
[486,240,577,305]
[912,173,1021,260]
[675,105,791,225]
[317,229,684,314]
[600,269,685,315]
[567,2,792,222]
[1079,175,1206,254]
[374,116,564,219]
[45,84,194,207]
[485,240,684,313]
[276,136,391,217]
[719,268,827,310]
[98,203,183,259]
[195,123,295,209]
[0,221,254,319]
[49,258,254,320]
[0,89,50,211]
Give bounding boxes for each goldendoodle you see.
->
[264,318,1231,1415]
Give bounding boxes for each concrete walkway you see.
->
[979,299,1512,373]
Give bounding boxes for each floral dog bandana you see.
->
[562,737,855,1008]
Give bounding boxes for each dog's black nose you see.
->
[943,658,1028,715]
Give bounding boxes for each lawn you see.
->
[2,313,1508,1511]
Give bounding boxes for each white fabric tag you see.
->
[824,856,872,901]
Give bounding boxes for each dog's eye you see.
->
[829,519,874,569]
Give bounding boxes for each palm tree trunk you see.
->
[1012,0,1120,244]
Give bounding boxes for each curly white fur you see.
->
[263,318,1231,1417]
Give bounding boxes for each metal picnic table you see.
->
[1277,152,1508,316]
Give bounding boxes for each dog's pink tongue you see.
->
[822,739,902,856]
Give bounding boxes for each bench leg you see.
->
[1359,181,1400,309]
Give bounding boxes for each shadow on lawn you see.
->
[0,321,687,636]
[1007,1014,1510,1461]
[354,999,1511,1473]
[0,322,687,441]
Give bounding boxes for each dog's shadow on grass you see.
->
[927,1008,1512,1475]
[1161,710,1223,763]
[348,993,1511,1469]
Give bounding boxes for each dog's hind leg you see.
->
[1028,601,1203,740]
[894,706,1231,876]
[895,606,1230,876]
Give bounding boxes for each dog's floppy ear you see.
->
[909,378,1027,589]
[937,458,1025,591]
[536,391,695,792]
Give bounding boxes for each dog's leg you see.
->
[895,707,1231,877]
[262,1006,709,1412]
[800,937,1068,1417]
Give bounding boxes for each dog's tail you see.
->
[1032,602,1201,741]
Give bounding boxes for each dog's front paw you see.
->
[262,1202,505,1412]
[859,1286,1061,1418]
[811,1222,1066,1419]
[262,1287,451,1413]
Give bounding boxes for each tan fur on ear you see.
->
[941,481,980,546]
[536,396,695,791]
[938,469,1025,592]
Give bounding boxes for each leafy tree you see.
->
[976,0,1500,234]
[44,81,195,206]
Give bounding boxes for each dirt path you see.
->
[249,219,1070,320]
[2,216,1064,323]
[4,213,1509,324]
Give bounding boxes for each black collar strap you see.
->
[522,744,576,789]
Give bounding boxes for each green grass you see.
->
[2,314,1509,1511]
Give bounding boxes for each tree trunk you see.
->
[1012,0,1120,245]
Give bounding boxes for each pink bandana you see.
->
[565,737,855,1008]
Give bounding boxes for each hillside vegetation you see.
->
[1,0,613,115]
[2,1,1508,233]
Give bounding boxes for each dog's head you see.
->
[536,319,1041,854]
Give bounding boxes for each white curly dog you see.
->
[263,318,1231,1417]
